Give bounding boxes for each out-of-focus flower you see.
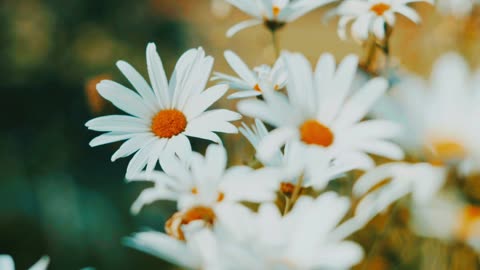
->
[85,74,111,114]
[0,255,50,270]
[238,52,403,167]
[85,43,241,177]
[127,144,279,214]
[385,53,480,173]
[353,162,446,224]
[212,51,287,99]
[335,0,432,43]
[436,0,477,17]
[213,192,364,269]
[412,194,480,251]
[225,0,334,37]
[126,228,220,270]
[240,120,373,190]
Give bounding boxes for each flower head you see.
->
[336,0,432,42]
[213,192,364,269]
[86,43,241,177]
[225,0,334,37]
[212,51,287,99]
[382,53,480,173]
[127,144,279,214]
[238,52,403,168]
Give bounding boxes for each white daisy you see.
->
[384,53,480,172]
[213,192,364,269]
[212,51,287,99]
[353,162,446,224]
[85,43,241,177]
[225,0,335,37]
[240,119,374,190]
[436,0,476,17]
[0,255,49,270]
[411,194,480,251]
[336,0,432,42]
[125,228,220,270]
[238,52,404,167]
[127,143,279,214]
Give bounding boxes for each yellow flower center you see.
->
[273,5,281,17]
[370,3,391,16]
[430,139,467,161]
[299,120,334,147]
[280,182,295,196]
[165,206,216,241]
[151,109,187,138]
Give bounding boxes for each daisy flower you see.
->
[436,0,476,17]
[126,228,220,270]
[225,0,335,37]
[336,0,432,42]
[212,51,287,99]
[353,162,446,224]
[0,255,49,270]
[412,194,480,252]
[127,144,279,214]
[85,43,241,177]
[240,119,374,190]
[383,53,480,172]
[213,192,364,269]
[238,52,404,166]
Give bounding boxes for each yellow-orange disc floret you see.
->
[370,3,390,16]
[151,109,187,138]
[300,119,334,147]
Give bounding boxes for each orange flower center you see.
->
[254,83,262,92]
[370,3,390,16]
[299,119,334,147]
[165,206,217,241]
[273,5,281,17]
[280,182,295,196]
[430,139,466,161]
[151,109,187,138]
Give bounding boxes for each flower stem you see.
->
[271,30,281,59]
[283,174,304,215]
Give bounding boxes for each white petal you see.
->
[257,127,298,161]
[111,134,158,161]
[183,84,229,120]
[28,256,50,270]
[97,80,154,119]
[89,132,137,147]
[224,51,257,84]
[116,60,159,110]
[146,43,170,108]
[226,20,262,38]
[0,255,15,270]
[85,115,149,132]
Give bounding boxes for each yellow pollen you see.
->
[280,182,295,196]
[151,109,187,138]
[299,119,334,147]
[273,5,281,17]
[181,206,216,226]
[370,3,390,16]
[217,192,225,202]
[253,83,262,92]
[430,139,467,161]
[191,187,198,194]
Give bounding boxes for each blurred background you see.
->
[1,0,480,269]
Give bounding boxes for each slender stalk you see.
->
[381,24,393,74]
[364,36,377,72]
[283,175,304,215]
[271,30,281,59]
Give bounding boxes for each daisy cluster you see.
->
[78,0,480,269]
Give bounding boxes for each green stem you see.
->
[271,30,281,59]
